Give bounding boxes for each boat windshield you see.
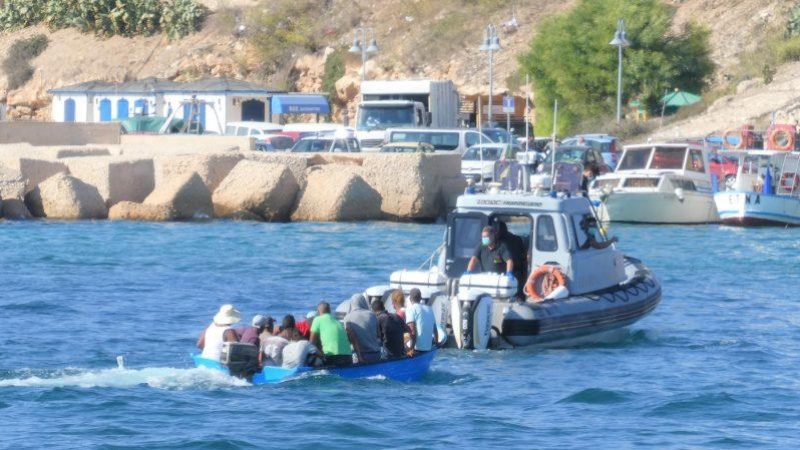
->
[649,147,686,170]
[617,148,652,170]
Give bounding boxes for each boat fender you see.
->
[674,187,685,202]
[524,265,567,301]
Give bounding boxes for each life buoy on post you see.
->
[768,128,795,151]
[524,265,566,301]
[723,129,744,150]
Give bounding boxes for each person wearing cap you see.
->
[310,301,353,367]
[197,304,241,361]
[405,288,439,357]
[465,226,514,279]
[343,293,381,364]
[236,314,270,347]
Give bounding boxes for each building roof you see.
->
[48,77,278,96]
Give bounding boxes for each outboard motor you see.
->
[220,342,260,381]
[450,289,493,350]
[426,291,450,347]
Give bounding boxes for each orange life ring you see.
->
[780,172,800,190]
[768,128,795,151]
[722,129,744,150]
[524,265,566,301]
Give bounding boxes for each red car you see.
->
[709,153,738,189]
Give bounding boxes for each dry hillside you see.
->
[0,0,797,138]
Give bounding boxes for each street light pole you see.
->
[480,25,501,127]
[349,27,379,84]
[609,19,630,123]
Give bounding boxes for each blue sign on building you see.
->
[502,96,515,113]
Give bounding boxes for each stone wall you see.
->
[0,123,121,145]
[0,140,465,222]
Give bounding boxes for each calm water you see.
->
[1,220,799,449]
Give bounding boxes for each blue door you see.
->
[99,99,111,122]
[64,99,76,122]
[117,99,129,119]
[134,99,148,116]
[183,102,207,132]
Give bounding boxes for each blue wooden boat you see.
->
[192,349,435,384]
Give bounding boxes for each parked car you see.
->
[379,141,435,153]
[290,135,361,153]
[480,127,516,144]
[385,128,493,154]
[254,134,294,151]
[530,145,612,190]
[561,134,620,168]
[225,121,283,137]
[709,152,739,189]
[461,143,520,182]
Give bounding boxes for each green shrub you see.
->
[322,48,346,100]
[246,0,319,77]
[0,0,205,39]
[3,34,49,90]
[0,0,46,30]
[776,36,800,62]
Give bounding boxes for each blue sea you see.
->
[1,220,799,449]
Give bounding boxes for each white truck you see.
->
[354,79,460,151]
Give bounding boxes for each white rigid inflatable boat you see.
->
[361,187,662,350]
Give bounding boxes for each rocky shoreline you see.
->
[0,137,465,223]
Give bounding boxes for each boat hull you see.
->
[192,350,435,384]
[714,190,800,226]
[491,256,661,348]
[594,190,719,224]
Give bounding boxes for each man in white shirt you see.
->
[405,288,438,357]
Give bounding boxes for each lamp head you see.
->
[366,38,379,53]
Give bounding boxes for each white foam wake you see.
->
[0,365,250,390]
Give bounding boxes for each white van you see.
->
[224,121,283,137]
[385,128,493,154]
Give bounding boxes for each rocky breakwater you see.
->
[0,145,466,223]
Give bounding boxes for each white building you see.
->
[48,77,331,134]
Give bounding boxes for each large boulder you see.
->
[25,172,108,219]
[212,160,299,221]
[108,201,177,221]
[242,152,309,186]
[0,157,69,193]
[144,172,213,220]
[0,165,32,219]
[291,165,381,222]
[154,152,244,192]
[361,153,462,220]
[63,156,155,207]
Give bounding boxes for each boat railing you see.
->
[418,243,445,271]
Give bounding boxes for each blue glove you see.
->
[506,270,515,280]
[464,269,472,275]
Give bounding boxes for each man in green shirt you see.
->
[309,301,353,366]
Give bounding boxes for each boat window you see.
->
[672,179,697,190]
[686,149,706,172]
[571,214,608,251]
[453,217,484,260]
[617,148,651,170]
[593,178,619,190]
[650,147,685,170]
[535,215,558,252]
[623,177,659,188]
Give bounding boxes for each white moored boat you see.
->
[714,150,800,226]
[589,142,719,224]
[360,186,662,350]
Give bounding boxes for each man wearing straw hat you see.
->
[197,304,242,361]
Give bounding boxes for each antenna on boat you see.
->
[551,100,558,190]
